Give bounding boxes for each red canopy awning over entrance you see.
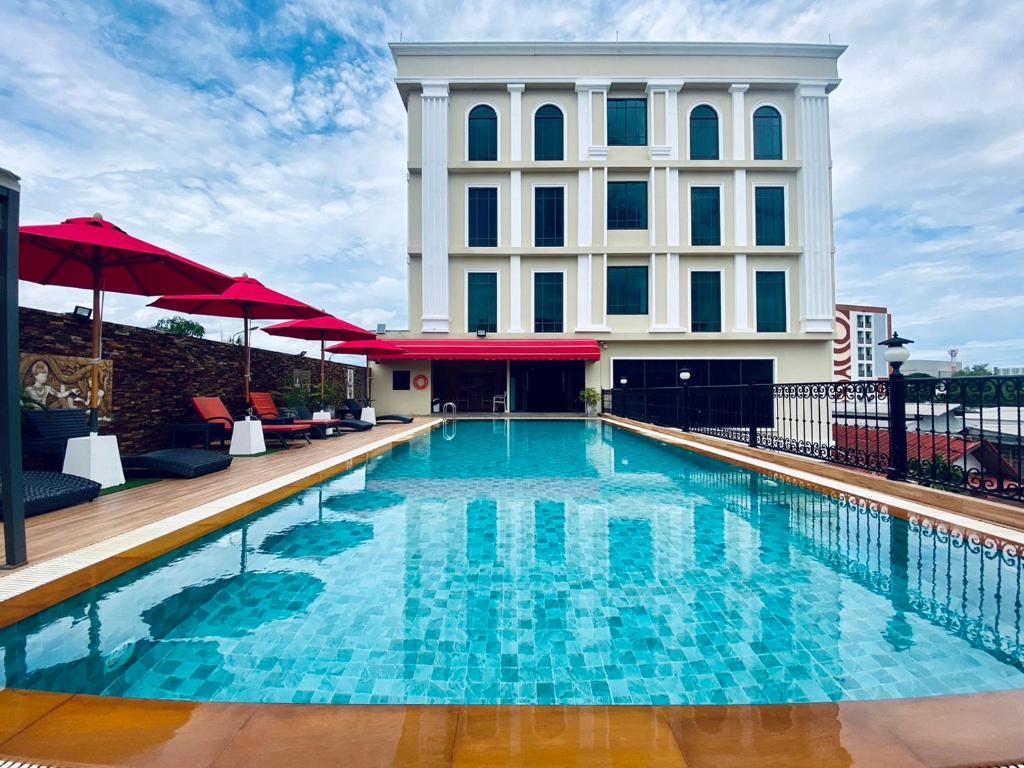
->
[367,339,601,361]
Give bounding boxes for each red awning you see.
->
[373,339,601,361]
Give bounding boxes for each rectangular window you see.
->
[755,186,786,246]
[392,370,411,391]
[467,272,497,333]
[607,98,647,146]
[533,272,564,333]
[607,181,648,230]
[690,187,721,246]
[534,187,564,247]
[467,187,497,247]
[690,271,722,332]
[607,266,648,315]
[756,271,787,332]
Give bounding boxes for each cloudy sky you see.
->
[3,0,1022,366]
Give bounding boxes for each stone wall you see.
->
[19,307,367,454]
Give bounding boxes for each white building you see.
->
[373,42,845,414]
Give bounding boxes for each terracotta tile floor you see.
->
[2,690,1024,767]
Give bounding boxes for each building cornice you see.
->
[389,41,847,60]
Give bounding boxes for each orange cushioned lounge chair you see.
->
[192,396,311,447]
[249,392,373,436]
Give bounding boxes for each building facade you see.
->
[833,303,891,380]
[375,42,845,414]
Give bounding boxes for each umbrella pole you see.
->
[243,309,251,405]
[320,337,325,407]
[367,356,372,403]
[89,281,102,433]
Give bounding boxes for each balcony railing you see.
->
[602,375,1024,504]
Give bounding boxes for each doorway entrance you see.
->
[509,361,585,413]
[433,360,507,412]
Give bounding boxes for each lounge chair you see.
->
[249,392,372,434]
[122,449,232,479]
[344,399,413,425]
[22,408,91,467]
[192,397,311,447]
[1,471,101,519]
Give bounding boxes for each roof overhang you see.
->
[369,339,601,362]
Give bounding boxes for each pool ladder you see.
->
[442,402,457,440]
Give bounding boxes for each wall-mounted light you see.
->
[72,305,92,320]
[679,369,691,383]
[476,326,487,338]
[619,377,628,387]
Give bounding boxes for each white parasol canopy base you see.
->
[63,434,126,489]
[229,418,267,456]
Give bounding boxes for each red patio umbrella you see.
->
[326,340,405,401]
[261,316,375,405]
[150,275,325,402]
[19,214,233,430]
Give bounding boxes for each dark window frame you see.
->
[467,271,498,333]
[690,270,722,333]
[606,265,649,315]
[392,370,411,391]
[689,186,722,246]
[607,181,648,230]
[467,186,498,247]
[752,105,783,160]
[533,186,565,247]
[468,104,498,161]
[755,270,788,332]
[533,271,564,333]
[754,185,786,246]
[688,104,720,160]
[607,98,647,146]
[534,103,565,161]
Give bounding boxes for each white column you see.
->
[645,81,683,160]
[733,254,750,332]
[667,168,680,247]
[508,83,524,162]
[575,80,610,160]
[730,86,751,332]
[510,170,522,248]
[576,254,591,331]
[797,83,835,334]
[509,255,523,332]
[729,84,749,161]
[649,168,657,247]
[420,81,449,333]
[667,253,680,328]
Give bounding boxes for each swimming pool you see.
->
[1,419,1022,705]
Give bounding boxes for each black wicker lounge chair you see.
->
[0,471,101,519]
[22,408,91,467]
[122,449,232,479]
[344,399,413,425]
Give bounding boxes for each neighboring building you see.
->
[376,41,845,413]
[901,359,962,378]
[994,366,1024,376]
[833,303,890,380]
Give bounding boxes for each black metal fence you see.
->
[602,374,1024,504]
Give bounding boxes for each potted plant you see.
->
[579,387,600,417]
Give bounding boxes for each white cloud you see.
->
[3,0,1022,368]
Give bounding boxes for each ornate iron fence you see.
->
[602,374,1024,504]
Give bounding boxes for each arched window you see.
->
[468,105,497,161]
[534,104,564,161]
[689,104,719,160]
[753,105,783,160]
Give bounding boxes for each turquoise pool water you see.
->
[2,420,1023,705]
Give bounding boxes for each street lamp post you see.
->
[679,369,691,431]
[880,332,914,480]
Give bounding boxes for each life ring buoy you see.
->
[413,374,429,390]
